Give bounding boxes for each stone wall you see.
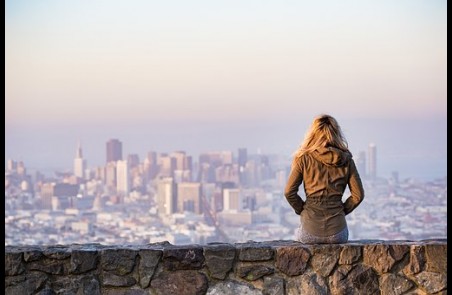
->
[5,239,447,295]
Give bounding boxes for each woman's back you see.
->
[284,114,365,244]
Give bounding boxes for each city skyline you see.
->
[5,127,447,183]
[5,0,447,181]
[5,135,447,246]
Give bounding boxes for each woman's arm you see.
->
[284,159,305,214]
[343,159,365,215]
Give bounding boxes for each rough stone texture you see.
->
[237,264,274,281]
[42,246,72,260]
[4,250,25,276]
[424,244,447,273]
[51,274,101,294]
[263,276,285,295]
[389,244,410,262]
[237,242,274,261]
[4,240,447,294]
[404,245,426,275]
[28,257,69,275]
[413,271,447,294]
[70,249,99,274]
[102,288,148,295]
[103,272,137,287]
[36,289,58,295]
[23,247,45,262]
[309,244,341,277]
[286,269,329,295]
[364,244,397,273]
[151,270,208,295]
[330,264,380,295]
[204,243,236,279]
[275,246,311,276]
[163,245,205,270]
[379,273,414,295]
[138,248,162,288]
[206,281,262,295]
[5,272,48,295]
[339,244,362,265]
[101,248,138,276]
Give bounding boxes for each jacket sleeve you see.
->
[343,159,365,215]
[284,159,305,215]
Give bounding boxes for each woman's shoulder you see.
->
[293,152,315,165]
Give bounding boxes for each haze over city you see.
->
[6,0,447,181]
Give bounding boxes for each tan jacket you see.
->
[284,146,365,236]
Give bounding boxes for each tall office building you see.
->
[184,155,193,172]
[223,188,242,211]
[170,151,188,170]
[116,160,130,196]
[177,182,202,214]
[105,162,117,189]
[368,143,377,180]
[144,151,159,181]
[106,139,122,163]
[158,154,176,177]
[171,151,192,181]
[74,141,87,179]
[40,183,79,210]
[173,170,192,183]
[156,177,176,216]
[39,183,55,210]
[244,160,257,187]
[238,148,248,167]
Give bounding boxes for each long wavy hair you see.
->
[293,114,349,159]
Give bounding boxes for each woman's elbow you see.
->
[284,187,294,199]
[357,192,365,204]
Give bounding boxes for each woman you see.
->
[284,114,365,244]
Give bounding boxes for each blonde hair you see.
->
[293,114,349,158]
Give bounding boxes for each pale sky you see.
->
[5,0,447,180]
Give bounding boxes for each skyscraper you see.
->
[105,162,117,190]
[223,188,242,211]
[144,151,159,181]
[177,182,202,214]
[106,139,122,163]
[171,151,192,181]
[158,154,176,177]
[238,148,248,168]
[368,143,377,180]
[116,160,130,196]
[73,141,86,179]
[156,177,176,216]
[170,151,188,170]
